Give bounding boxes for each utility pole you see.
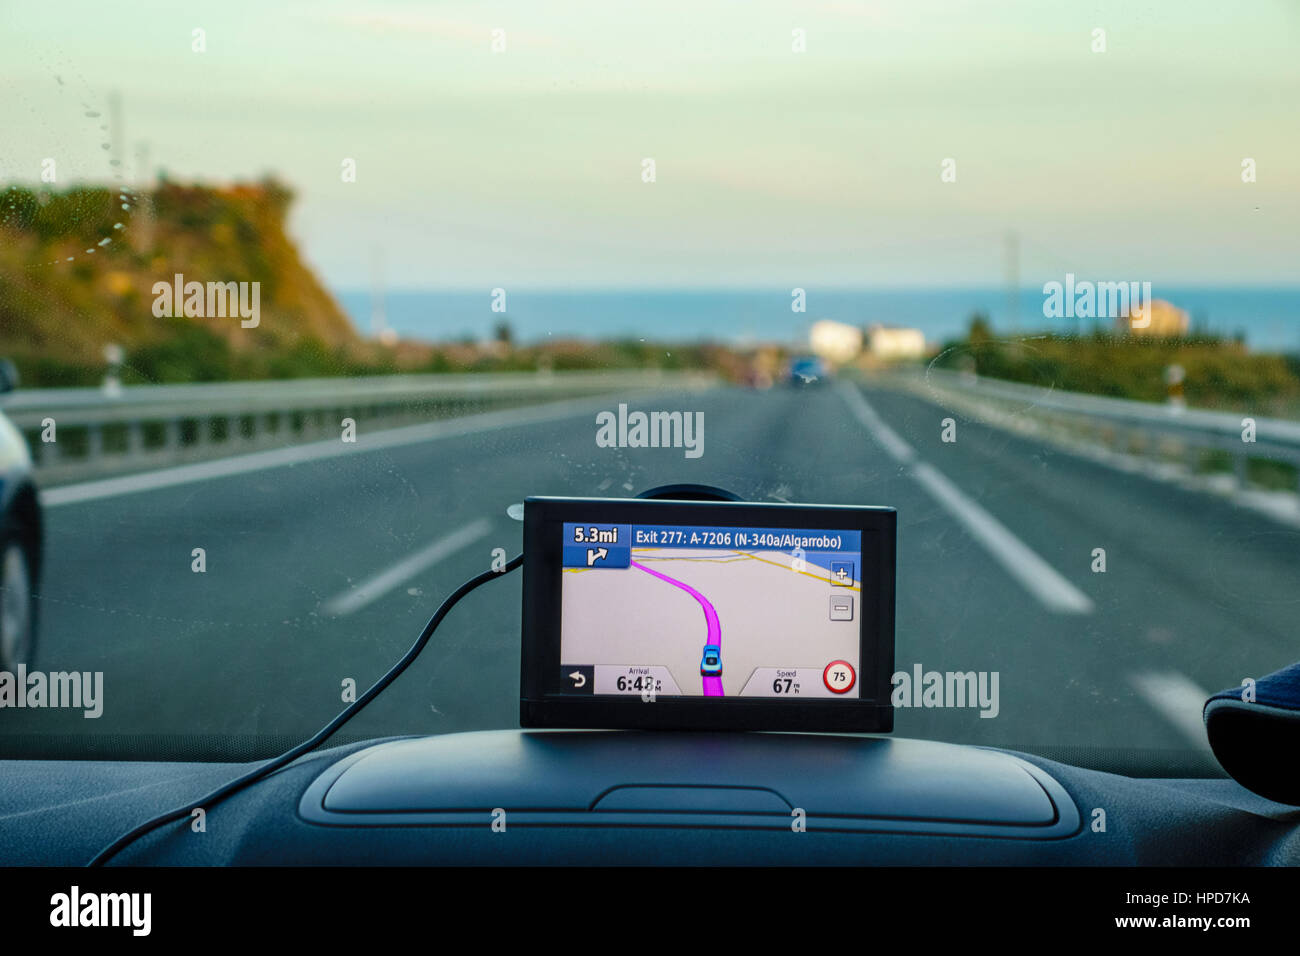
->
[108,92,124,175]
[1004,230,1020,333]
[133,140,154,254]
[370,246,389,342]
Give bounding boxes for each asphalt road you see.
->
[6,378,1298,769]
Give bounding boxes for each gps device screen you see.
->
[562,522,862,699]
[521,497,895,732]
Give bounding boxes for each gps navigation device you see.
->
[520,496,896,732]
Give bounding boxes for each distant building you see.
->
[1117,299,1189,336]
[809,319,864,364]
[867,324,926,360]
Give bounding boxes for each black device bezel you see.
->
[520,495,895,732]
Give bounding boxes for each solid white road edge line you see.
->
[42,392,639,507]
[838,381,1095,614]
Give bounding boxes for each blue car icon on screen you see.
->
[700,644,722,677]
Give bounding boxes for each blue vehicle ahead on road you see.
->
[0,359,42,672]
[700,644,722,676]
[787,355,829,386]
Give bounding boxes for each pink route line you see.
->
[630,560,724,697]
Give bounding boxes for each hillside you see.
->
[0,178,760,387]
[0,178,383,386]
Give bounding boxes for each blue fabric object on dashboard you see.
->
[1204,660,1300,805]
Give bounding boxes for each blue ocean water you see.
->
[333,287,1300,352]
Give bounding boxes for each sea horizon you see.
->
[333,285,1300,353]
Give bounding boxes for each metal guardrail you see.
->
[1,369,717,484]
[891,367,1300,490]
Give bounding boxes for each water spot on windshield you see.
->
[11,74,136,267]
[924,339,1059,425]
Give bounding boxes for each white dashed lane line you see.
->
[322,518,494,616]
[1128,670,1214,752]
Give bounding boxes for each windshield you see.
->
[2,0,1298,773]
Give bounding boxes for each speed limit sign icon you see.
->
[823,660,855,694]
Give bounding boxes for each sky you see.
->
[2,0,1298,290]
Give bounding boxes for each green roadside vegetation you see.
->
[930,315,1300,489]
[0,179,758,387]
[932,315,1300,417]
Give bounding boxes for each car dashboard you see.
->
[3,730,1299,866]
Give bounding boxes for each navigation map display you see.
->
[560,522,862,699]
[520,496,896,732]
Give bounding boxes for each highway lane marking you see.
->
[41,393,651,508]
[1128,670,1214,752]
[837,384,916,464]
[322,519,493,616]
[838,382,1095,615]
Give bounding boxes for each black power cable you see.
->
[88,553,523,867]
